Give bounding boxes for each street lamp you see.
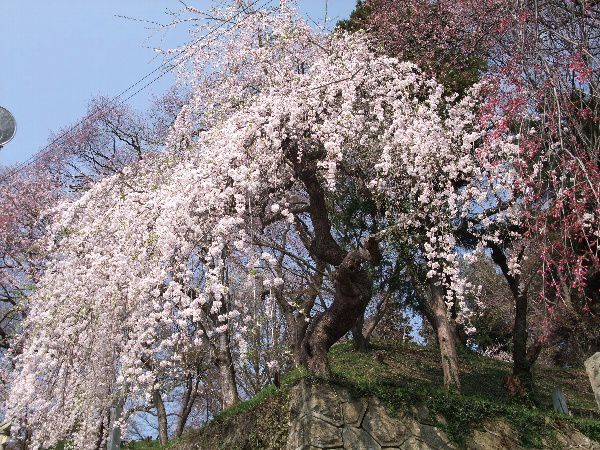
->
[0,106,17,150]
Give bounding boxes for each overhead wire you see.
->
[0,0,274,185]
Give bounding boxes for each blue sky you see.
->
[0,0,356,166]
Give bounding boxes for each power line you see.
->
[0,0,273,185]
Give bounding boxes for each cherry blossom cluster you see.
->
[7,3,517,446]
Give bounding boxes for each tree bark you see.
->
[152,390,169,445]
[275,261,324,367]
[272,290,309,368]
[512,286,531,380]
[363,291,392,341]
[300,248,376,374]
[352,312,370,352]
[489,244,540,387]
[429,276,461,391]
[288,143,381,375]
[94,410,108,450]
[175,374,199,438]
[350,312,369,353]
[290,313,310,368]
[351,287,391,353]
[215,330,240,409]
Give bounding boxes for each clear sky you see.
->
[0,0,356,166]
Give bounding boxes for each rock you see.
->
[554,429,600,449]
[304,382,344,427]
[434,414,448,427]
[289,381,306,418]
[361,399,411,447]
[288,414,343,450]
[417,424,455,450]
[341,398,368,427]
[410,404,431,423]
[342,426,382,450]
[552,387,570,415]
[303,448,344,450]
[285,382,600,450]
[466,421,521,450]
[585,352,600,411]
[400,436,435,450]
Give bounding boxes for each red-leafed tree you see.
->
[486,0,600,380]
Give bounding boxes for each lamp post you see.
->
[0,106,16,150]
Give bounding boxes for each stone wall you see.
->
[172,379,600,449]
[286,380,600,450]
[286,380,454,449]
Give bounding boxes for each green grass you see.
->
[126,440,165,450]
[328,340,598,412]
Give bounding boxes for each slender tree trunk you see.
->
[407,269,439,342]
[208,283,240,409]
[152,390,169,445]
[292,317,310,367]
[352,312,370,352]
[429,277,461,391]
[489,244,540,388]
[512,289,531,379]
[274,262,324,367]
[273,289,310,367]
[94,410,107,450]
[273,295,306,367]
[449,298,468,347]
[175,375,199,438]
[215,331,240,409]
[364,291,391,341]
[351,287,390,353]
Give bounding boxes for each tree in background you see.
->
[0,163,63,411]
[0,166,59,345]
[354,0,508,93]
[0,92,189,443]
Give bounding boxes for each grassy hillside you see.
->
[326,341,599,446]
[329,341,598,414]
[135,340,600,449]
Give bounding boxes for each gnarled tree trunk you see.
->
[300,249,375,374]
[288,142,382,376]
